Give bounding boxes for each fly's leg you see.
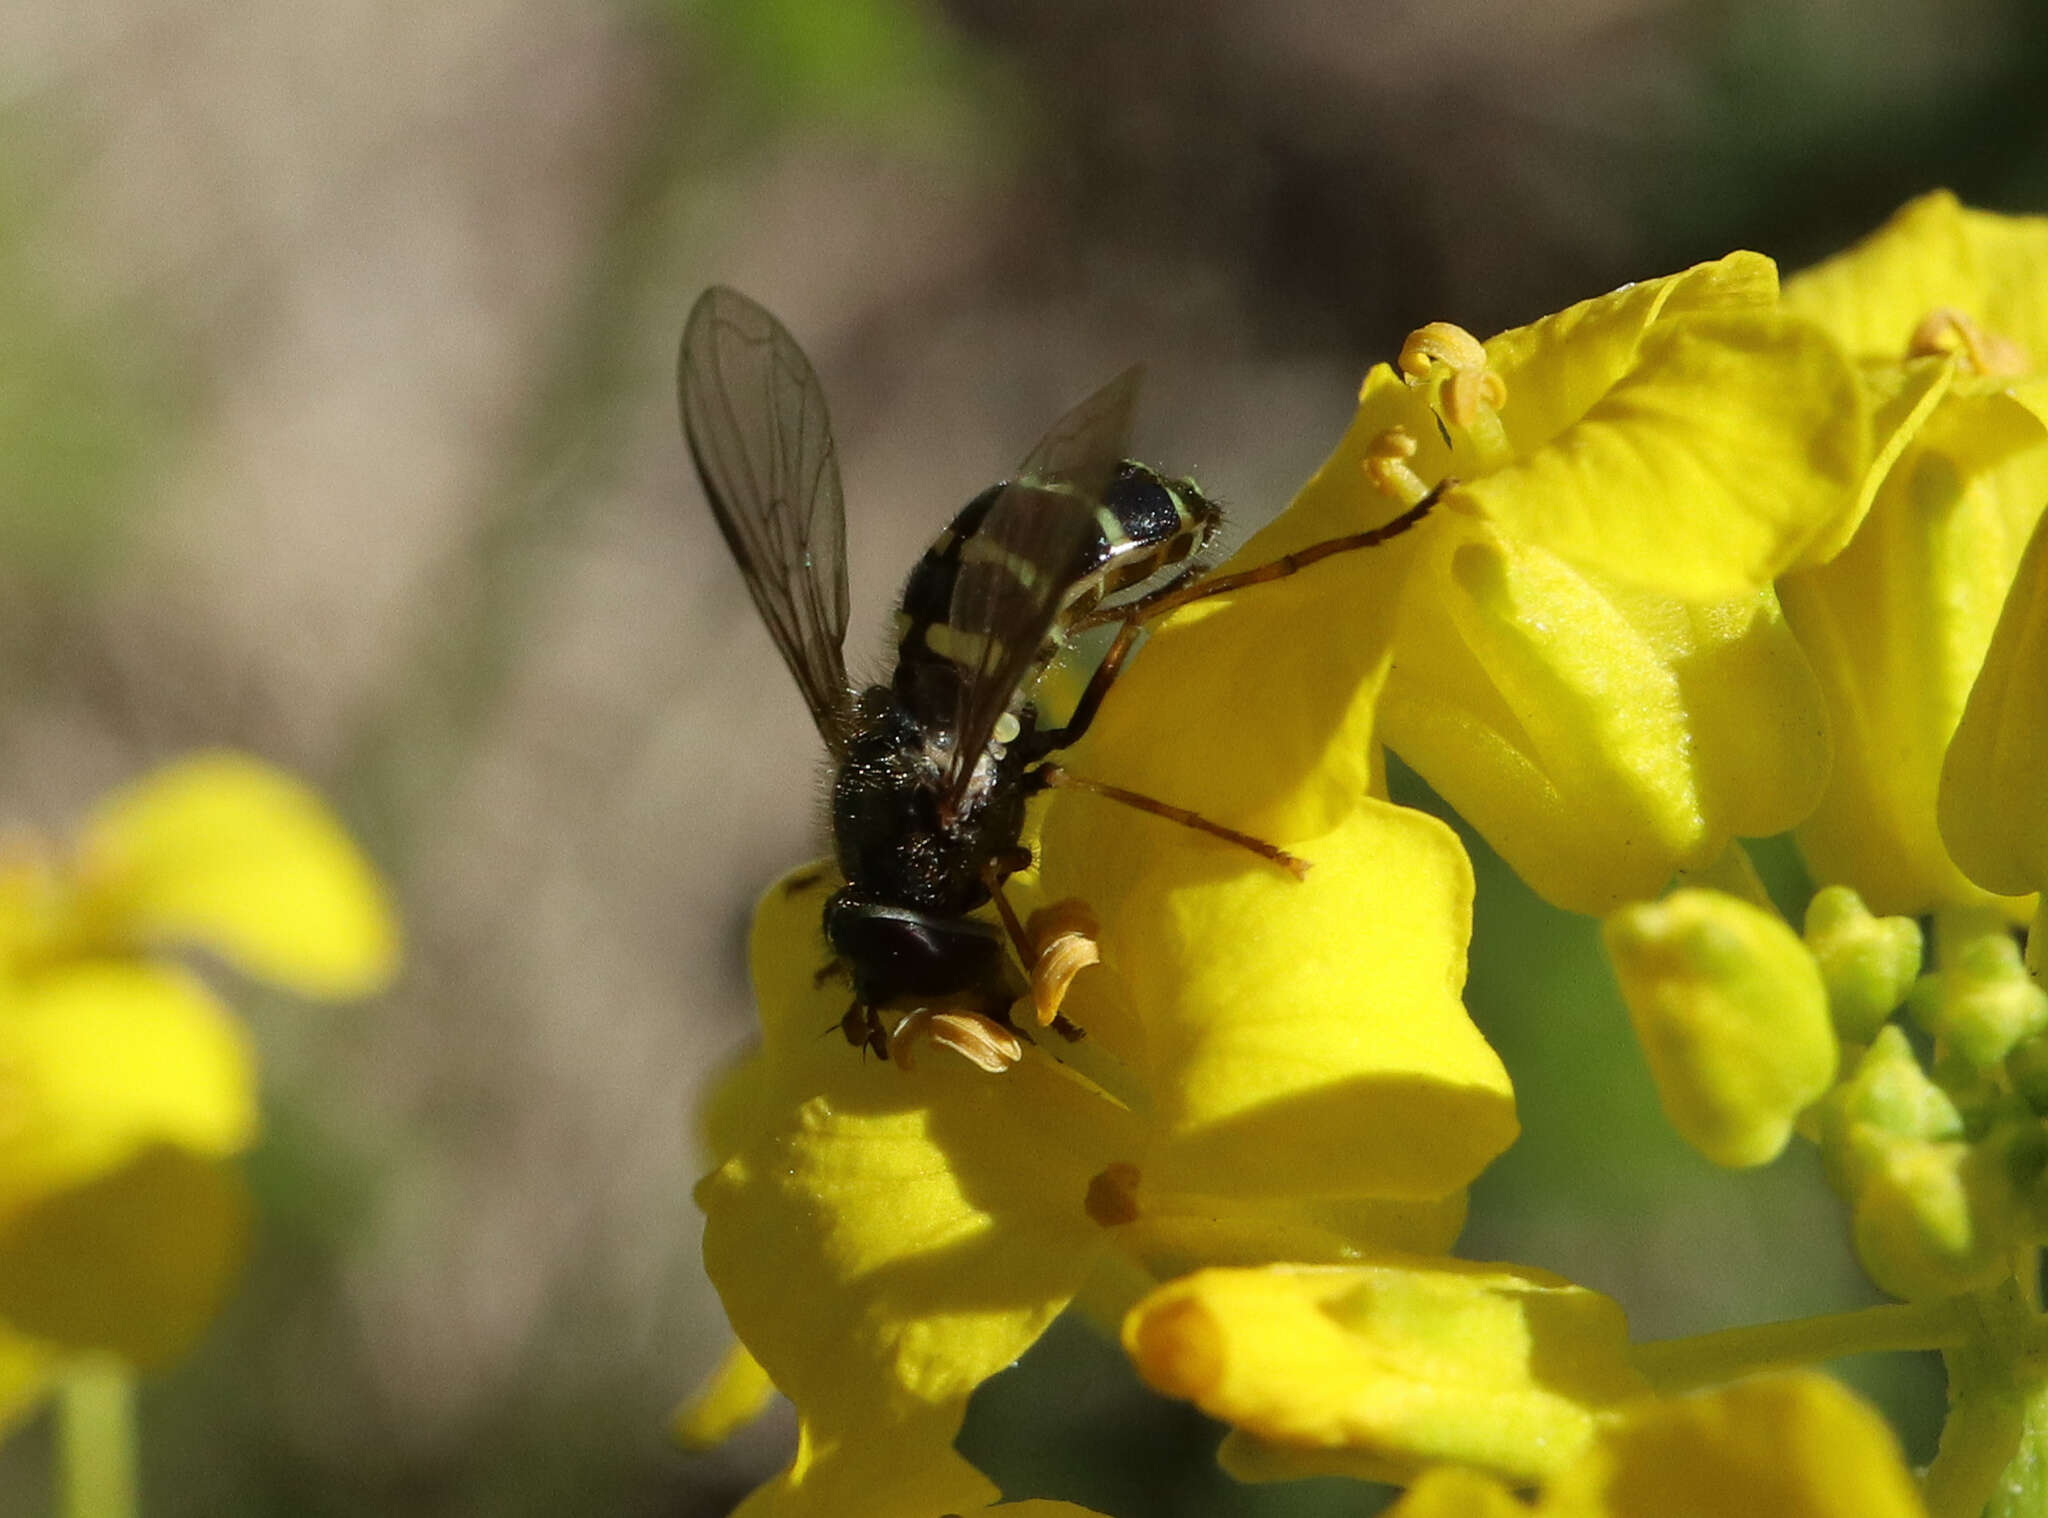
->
[838,1002,889,1060]
[1030,762,1309,879]
[1071,479,1447,635]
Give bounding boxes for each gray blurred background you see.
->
[0,0,2043,1512]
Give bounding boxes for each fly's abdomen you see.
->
[889,462,1220,726]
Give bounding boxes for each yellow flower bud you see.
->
[1603,889,1836,1168]
[1801,885,1923,1042]
[1121,1259,1649,1488]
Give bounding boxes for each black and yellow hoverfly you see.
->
[680,286,1436,1059]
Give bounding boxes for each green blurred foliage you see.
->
[0,122,184,586]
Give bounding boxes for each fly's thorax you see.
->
[886,462,1221,729]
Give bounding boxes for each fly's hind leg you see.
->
[1031,763,1309,879]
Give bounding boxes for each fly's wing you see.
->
[937,364,1143,814]
[679,286,855,753]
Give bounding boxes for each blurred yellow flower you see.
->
[695,493,1519,1513]
[0,752,398,1423]
[1387,1372,1927,1518]
[1122,1256,1648,1487]
[1779,190,2048,918]
[1299,253,1860,912]
[1122,1258,1929,1518]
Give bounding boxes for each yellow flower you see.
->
[1779,190,2048,918]
[695,499,1518,1512]
[0,752,398,1422]
[1301,253,1860,912]
[1122,1259,1928,1518]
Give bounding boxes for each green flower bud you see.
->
[1851,1133,2018,1300]
[1604,888,1836,1168]
[2007,1034,2048,1113]
[1817,1027,1964,1198]
[1801,885,1923,1042]
[1907,911,2048,1069]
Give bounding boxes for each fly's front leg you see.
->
[1081,480,1450,633]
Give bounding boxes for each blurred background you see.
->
[1,0,2045,1512]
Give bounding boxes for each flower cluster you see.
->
[0,753,397,1425]
[691,191,2048,1517]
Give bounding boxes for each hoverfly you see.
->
[680,286,1437,1061]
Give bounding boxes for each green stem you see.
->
[57,1359,137,1518]
[1632,1297,1977,1393]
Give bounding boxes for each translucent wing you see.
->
[937,364,1143,815]
[679,286,855,753]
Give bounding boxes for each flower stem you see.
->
[57,1359,137,1518]
[1632,1298,1977,1393]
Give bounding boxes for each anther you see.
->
[1441,365,1509,427]
[1084,1161,1144,1226]
[1399,321,1490,379]
[1025,899,1102,1025]
[1363,426,1432,506]
[1909,307,2031,378]
[889,1008,1024,1073]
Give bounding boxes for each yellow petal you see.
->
[1463,311,1866,599]
[1603,889,1837,1169]
[1543,1372,1927,1518]
[1384,1468,1531,1518]
[730,1409,1002,1518]
[0,1145,249,1366]
[1940,499,2048,897]
[1485,251,1781,451]
[1783,190,2048,368]
[698,873,1141,1441]
[1122,1259,1649,1486]
[1382,524,1828,914]
[673,1340,778,1449]
[1039,797,1516,1202]
[1782,389,2048,915]
[0,962,257,1222]
[77,752,400,998]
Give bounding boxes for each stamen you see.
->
[889,1008,1024,1073]
[1085,1161,1144,1226]
[1394,320,1511,472]
[1909,307,2031,378]
[1025,899,1102,1025]
[1363,426,1433,506]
